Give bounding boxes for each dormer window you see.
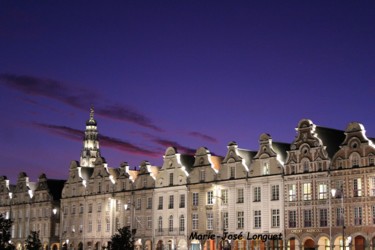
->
[199,170,205,182]
[263,162,269,175]
[169,173,173,186]
[230,166,235,179]
[303,160,309,173]
[350,153,360,167]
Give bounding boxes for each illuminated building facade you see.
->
[1,110,375,250]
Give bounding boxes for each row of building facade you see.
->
[1,109,375,250]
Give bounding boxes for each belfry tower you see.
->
[79,107,101,167]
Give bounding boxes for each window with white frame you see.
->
[354,178,362,197]
[169,195,174,209]
[136,198,141,210]
[319,183,327,199]
[237,211,244,229]
[147,197,152,209]
[371,177,375,196]
[147,216,152,229]
[304,210,312,227]
[106,217,110,232]
[254,187,261,202]
[169,215,173,232]
[230,166,235,178]
[158,216,163,232]
[289,210,296,228]
[263,162,269,175]
[180,194,185,208]
[97,203,102,212]
[271,209,280,227]
[336,207,344,226]
[199,169,205,182]
[254,210,261,228]
[237,188,244,203]
[303,183,312,200]
[303,160,309,173]
[97,218,101,232]
[223,212,228,230]
[319,209,327,227]
[192,192,199,206]
[207,213,213,230]
[169,173,173,186]
[192,213,198,230]
[289,184,296,201]
[271,185,279,200]
[351,153,360,167]
[222,189,228,204]
[179,215,185,231]
[158,196,163,210]
[354,207,362,225]
[88,215,92,232]
[207,191,213,205]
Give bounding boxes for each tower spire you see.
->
[80,107,100,167]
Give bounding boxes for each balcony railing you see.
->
[155,228,185,236]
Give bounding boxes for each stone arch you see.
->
[178,239,187,250]
[317,236,330,250]
[303,238,315,250]
[354,235,366,250]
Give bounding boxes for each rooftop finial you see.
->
[90,106,94,120]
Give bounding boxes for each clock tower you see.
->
[79,106,101,167]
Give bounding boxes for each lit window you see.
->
[289,184,296,201]
[303,183,312,201]
[354,178,362,197]
[319,183,327,199]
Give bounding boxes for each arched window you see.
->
[350,153,360,167]
[179,215,185,232]
[158,216,162,232]
[169,215,173,232]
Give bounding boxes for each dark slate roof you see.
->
[272,142,290,163]
[80,167,94,180]
[237,149,257,167]
[179,154,195,172]
[315,126,346,158]
[46,180,66,200]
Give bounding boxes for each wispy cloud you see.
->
[188,131,217,143]
[0,74,162,131]
[136,132,196,155]
[33,123,160,158]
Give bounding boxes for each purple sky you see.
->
[1,1,374,183]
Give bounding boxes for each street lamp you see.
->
[332,188,345,250]
[124,202,137,236]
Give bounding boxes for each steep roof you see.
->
[46,179,66,200]
[315,126,346,158]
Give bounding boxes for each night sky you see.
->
[1,1,374,183]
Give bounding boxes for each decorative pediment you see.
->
[222,142,243,163]
[291,119,323,149]
[254,133,278,159]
